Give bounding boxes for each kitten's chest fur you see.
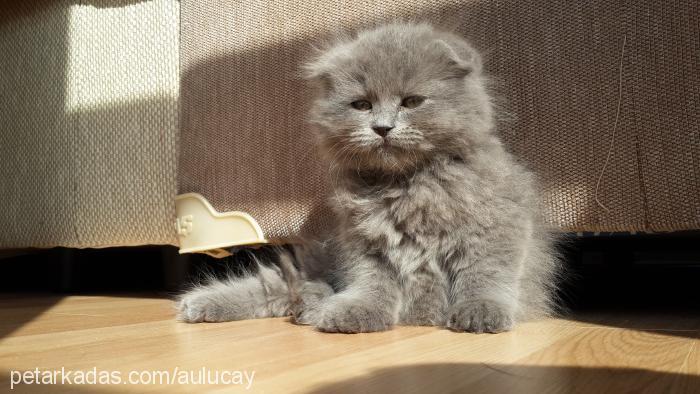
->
[336,160,493,275]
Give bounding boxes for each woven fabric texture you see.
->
[0,0,180,248]
[179,0,699,239]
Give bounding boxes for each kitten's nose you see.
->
[372,126,394,137]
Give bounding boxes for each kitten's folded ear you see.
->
[301,48,334,91]
[432,36,483,79]
[301,53,327,81]
[302,33,355,90]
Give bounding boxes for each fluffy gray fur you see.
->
[178,23,560,334]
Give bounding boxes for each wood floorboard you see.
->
[0,294,697,393]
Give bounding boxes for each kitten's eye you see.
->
[350,100,372,111]
[401,96,425,109]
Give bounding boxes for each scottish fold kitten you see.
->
[178,23,560,333]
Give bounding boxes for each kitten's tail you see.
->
[176,245,332,323]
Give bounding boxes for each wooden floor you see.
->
[0,294,698,393]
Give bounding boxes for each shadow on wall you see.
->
[179,0,699,240]
[306,363,700,394]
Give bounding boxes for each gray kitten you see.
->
[178,23,561,334]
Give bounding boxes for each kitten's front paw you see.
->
[314,297,395,333]
[291,303,322,326]
[291,281,334,326]
[446,300,514,333]
[177,292,227,323]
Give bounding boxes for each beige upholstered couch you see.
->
[1,0,179,249]
[2,0,699,250]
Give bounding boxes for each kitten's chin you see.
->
[322,140,428,174]
[367,146,428,173]
[368,137,412,154]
